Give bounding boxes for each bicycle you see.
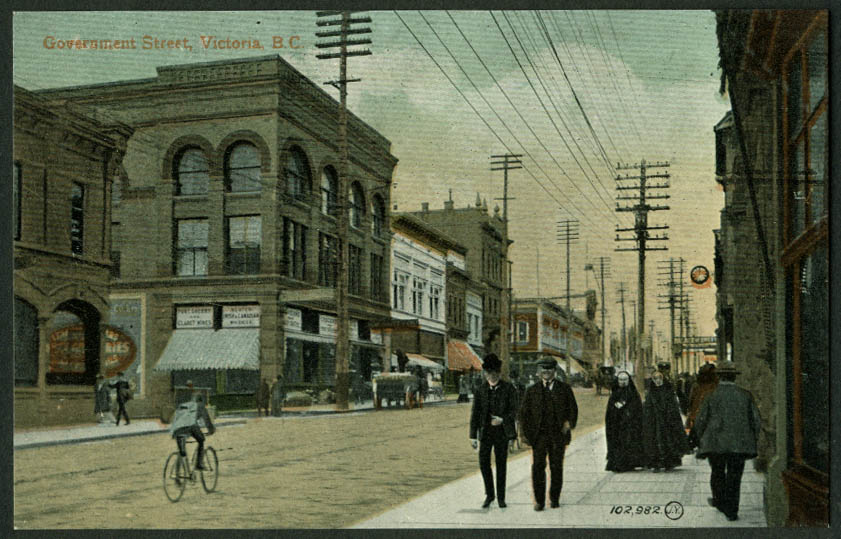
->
[163,434,218,502]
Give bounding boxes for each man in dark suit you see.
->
[518,357,578,511]
[109,371,132,426]
[469,354,518,509]
[693,360,761,522]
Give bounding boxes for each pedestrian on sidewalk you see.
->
[256,377,270,416]
[94,374,111,423]
[518,357,578,511]
[642,371,690,471]
[604,371,645,472]
[685,363,718,447]
[270,375,285,416]
[693,360,761,522]
[109,371,132,426]
[457,373,470,403]
[469,354,518,509]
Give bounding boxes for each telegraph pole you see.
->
[491,154,521,374]
[615,159,670,394]
[557,218,579,376]
[657,257,681,370]
[316,11,372,411]
[617,282,628,373]
[586,257,611,367]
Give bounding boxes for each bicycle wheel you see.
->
[163,452,187,502]
[199,446,218,493]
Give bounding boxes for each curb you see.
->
[14,419,248,451]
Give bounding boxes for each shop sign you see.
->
[222,304,261,328]
[319,314,336,337]
[102,325,137,377]
[286,308,302,332]
[48,324,86,373]
[370,329,383,344]
[176,306,213,328]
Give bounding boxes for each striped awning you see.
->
[391,353,445,372]
[153,329,260,371]
[447,339,483,371]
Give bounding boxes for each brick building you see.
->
[715,10,827,526]
[39,55,397,413]
[410,195,510,371]
[13,86,132,427]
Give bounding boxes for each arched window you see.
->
[285,147,311,200]
[321,166,338,216]
[225,142,262,193]
[371,194,386,237]
[14,298,39,387]
[350,182,365,228]
[47,300,101,385]
[175,148,210,196]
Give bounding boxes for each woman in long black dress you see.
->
[642,371,691,471]
[605,371,646,472]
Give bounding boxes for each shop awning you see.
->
[391,353,444,372]
[153,329,260,372]
[447,339,483,372]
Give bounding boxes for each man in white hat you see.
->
[693,360,761,522]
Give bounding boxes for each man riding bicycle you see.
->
[170,393,216,469]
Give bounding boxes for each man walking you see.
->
[469,354,518,509]
[518,357,578,511]
[693,360,761,522]
[110,371,131,426]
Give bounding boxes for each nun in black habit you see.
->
[642,370,691,471]
[604,371,646,472]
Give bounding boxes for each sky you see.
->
[13,10,731,358]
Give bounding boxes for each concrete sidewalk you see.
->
[352,427,767,529]
[13,417,247,450]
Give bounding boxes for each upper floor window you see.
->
[227,215,261,274]
[14,162,21,240]
[429,285,442,321]
[225,143,262,193]
[175,148,210,196]
[370,253,385,302]
[350,182,365,228]
[175,218,208,276]
[70,183,84,255]
[283,218,307,281]
[412,277,426,317]
[321,166,338,216]
[371,194,385,237]
[349,244,362,295]
[285,146,311,201]
[318,233,338,287]
[393,270,409,311]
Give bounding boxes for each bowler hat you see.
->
[715,360,740,375]
[482,354,502,372]
[657,361,671,371]
[537,357,557,370]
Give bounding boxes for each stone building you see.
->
[39,55,397,413]
[411,195,511,371]
[715,10,828,526]
[13,85,132,427]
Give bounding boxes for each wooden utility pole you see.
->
[491,153,521,374]
[615,159,670,394]
[316,11,372,411]
[557,218,579,376]
[586,257,611,367]
[657,257,681,370]
[617,282,628,373]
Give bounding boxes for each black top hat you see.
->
[537,357,558,370]
[482,353,502,372]
[657,361,671,370]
